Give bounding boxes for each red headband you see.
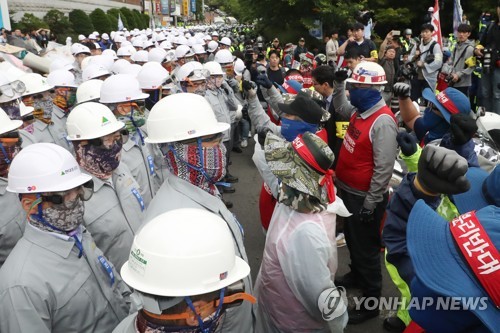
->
[292,135,335,203]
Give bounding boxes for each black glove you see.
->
[393,82,411,98]
[450,113,478,145]
[334,68,349,82]
[358,207,375,223]
[255,74,273,89]
[416,145,471,195]
[396,132,418,156]
[257,126,272,146]
[242,80,256,92]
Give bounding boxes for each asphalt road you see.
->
[226,137,399,333]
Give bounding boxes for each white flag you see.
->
[118,13,124,31]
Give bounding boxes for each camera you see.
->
[399,62,418,80]
[424,53,435,64]
[483,48,493,73]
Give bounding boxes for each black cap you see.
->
[278,91,323,124]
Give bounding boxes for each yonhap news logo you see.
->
[317,286,347,320]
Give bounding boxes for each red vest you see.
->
[335,106,396,191]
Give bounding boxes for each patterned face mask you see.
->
[42,197,85,232]
[2,104,21,120]
[33,96,54,124]
[75,141,122,179]
[53,88,77,113]
[116,103,147,137]
[163,141,227,196]
[135,309,224,333]
[0,142,21,178]
[278,183,328,213]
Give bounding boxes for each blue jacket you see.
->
[383,173,440,285]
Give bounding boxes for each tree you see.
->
[107,8,128,30]
[16,13,48,33]
[120,7,137,30]
[69,9,94,36]
[90,9,111,34]
[141,13,150,29]
[132,9,145,29]
[43,9,71,36]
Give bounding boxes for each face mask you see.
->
[136,308,224,333]
[42,197,85,232]
[23,123,34,134]
[53,90,77,113]
[280,118,318,142]
[33,97,54,124]
[215,77,224,88]
[0,143,20,178]
[117,107,147,137]
[349,88,382,112]
[2,104,21,120]
[164,142,227,195]
[75,141,122,179]
[145,90,160,111]
[422,107,449,142]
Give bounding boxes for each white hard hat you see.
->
[19,73,54,97]
[155,32,166,42]
[0,107,22,135]
[148,48,167,63]
[120,208,250,296]
[174,44,194,59]
[82,64,110,82]
[7,143,92,194]
[66,102,125,141]
[88,54,115,72]
[117,46,133,57]
[211,31,219,37]
[92,31,100,36]
[137,62,170,90]
[132,39,144,48]
[192,44,206,55]
[20,102,34,118]
[88,34,97,40]
[207,40,219,53]
[47,69,77,88]
[204,61,224,76]
[145,93,229,144]
[214,49,234,64]
[111,59,132,75]
[131,50,149,63]
[176,36,188,45]
[346,62,387,85]
[121,64,142,77]
[101,33,110,40]
[49,59,74,72]
[220,37,231,46]
[142,40,154,49]
[94,42,101,50]
[175,61,206,83]
[99,74,149,104]
[102,49,118,60]
[234,58,245,76]
[78,34,86,41]
[71,43,91,56]
[159,40,172,50]
[76,79,103,104]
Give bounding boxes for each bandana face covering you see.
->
[53,89,77,113]
[29,196,85,233]
[2,104,21,120]
[163,141,227,195]
[117,106,147,137]
[422,107,449,142]
[280,118,318,142]
[33,96,54,124]
[278,183,327,213]
[349,87,382,112]
[0,142,21,178]
[136,309,224,333]
[75,141,122,179]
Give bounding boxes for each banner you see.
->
[431,0,442,47]
[453,0,463,37]
[161,0,169,15]
[191,0,196,13]
[118,13,124,31]
[0,0,11,30]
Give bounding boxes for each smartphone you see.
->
[392,30,401,35]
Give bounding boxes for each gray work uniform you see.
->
[121,131,158,207]
[112,313,136,333]
[0,178,25,269]
[19,128,38,148]
[0,225,133,333]
[32,106,74,153]
[205,88,233,142]
[83,164,145,270]
[142,172,254,333]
